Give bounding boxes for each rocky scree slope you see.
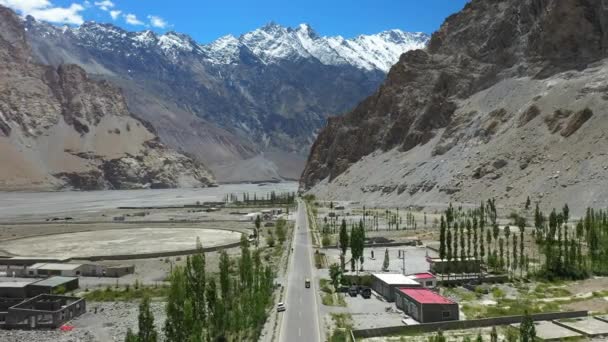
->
[23,19,428,182]
[0,6,214,191]
[302,0,608,214]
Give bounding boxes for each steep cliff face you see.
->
[0,6,214,191]
[302,0,608,213]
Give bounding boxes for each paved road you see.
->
[279,200,322,342]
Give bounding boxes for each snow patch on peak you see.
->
[202,34,240,64]
[205,23,429,72]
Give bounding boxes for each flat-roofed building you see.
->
[407,272,438,288]
[0,282,34,298]
[27,277,79,297]
[26,263,87,277]
[426,256,481,274]
[371,273,421,302]
[395,288,459,323]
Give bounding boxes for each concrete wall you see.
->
[352,311,589,338]
[5,295,86,329]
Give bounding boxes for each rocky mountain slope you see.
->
[302,0,608,214]
[0,6,214,191]
[22,18,428,182]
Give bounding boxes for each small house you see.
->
[426,256,481,274]
[395,288,459,323]
[27,277,79,297]
[0,282,34,298]
[407,272,438,288]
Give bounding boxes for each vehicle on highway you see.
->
[361,287,372,299]
[277,302,286,312]
[305,278,311,288]
[348,285,359,297]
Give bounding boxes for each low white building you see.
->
[26,263,99,277]
[371,273,421,302]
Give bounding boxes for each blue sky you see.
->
[3,0,470,43]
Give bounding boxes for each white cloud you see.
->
[109,9,121,20]
[124,13,143,26]
[0,0,85,25]
[148,15,168,29]
[93,0,113,11]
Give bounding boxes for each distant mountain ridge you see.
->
[22,17,429,182]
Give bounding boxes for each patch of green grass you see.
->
[322,293,346,307]
[320,279,333,294]
[329,313,353,342]
[84,285,169,301]
[443,287,476,302]
[491,287,506,300]
[463,298,561,319]
[529,283,571,299]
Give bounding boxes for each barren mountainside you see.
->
[0,6,214,191]
[22,18,428,182]
[302,0,608,214]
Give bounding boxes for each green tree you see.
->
[206,278,218,340]
[276,219,287,244]
[254,215,262,245]
[185,238,206,326]
[466,219,472,260]
[329,263,342,289]
[429,329,446,342]
[498,238,505,271]
[490,326,498,342]
[446,228,453,280]
[439,216,447,260]
[137,296,158,342]
[512,235,518,278]
[164,267,189,342]
[505,226,511,272]
[382,248,390,272]
[267,230,276,247]
[125,329,138,342]
[525,196,531,210]
[476,332,483,342]
[520,311,536,342]
[486,229,492,268]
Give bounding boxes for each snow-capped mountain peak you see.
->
[24,16,429,73]
[206,23,429,71]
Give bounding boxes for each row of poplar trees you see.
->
[534,204,608,279]
[338,219,366,273]
[126,236,275,341]
[439,197,608,281]
[438,200,529,278]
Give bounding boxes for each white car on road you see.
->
[277,302,286,312]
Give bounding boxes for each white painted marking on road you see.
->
[299,296,302,304]
[299,311,302,318]
[298,327,302,337]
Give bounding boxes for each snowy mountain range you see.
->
[23,17,429,182]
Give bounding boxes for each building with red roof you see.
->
[395,288,459,323]
[407,272,437,288]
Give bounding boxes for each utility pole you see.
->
[402,249,406,275]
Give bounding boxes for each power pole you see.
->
[402,249,406,275]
